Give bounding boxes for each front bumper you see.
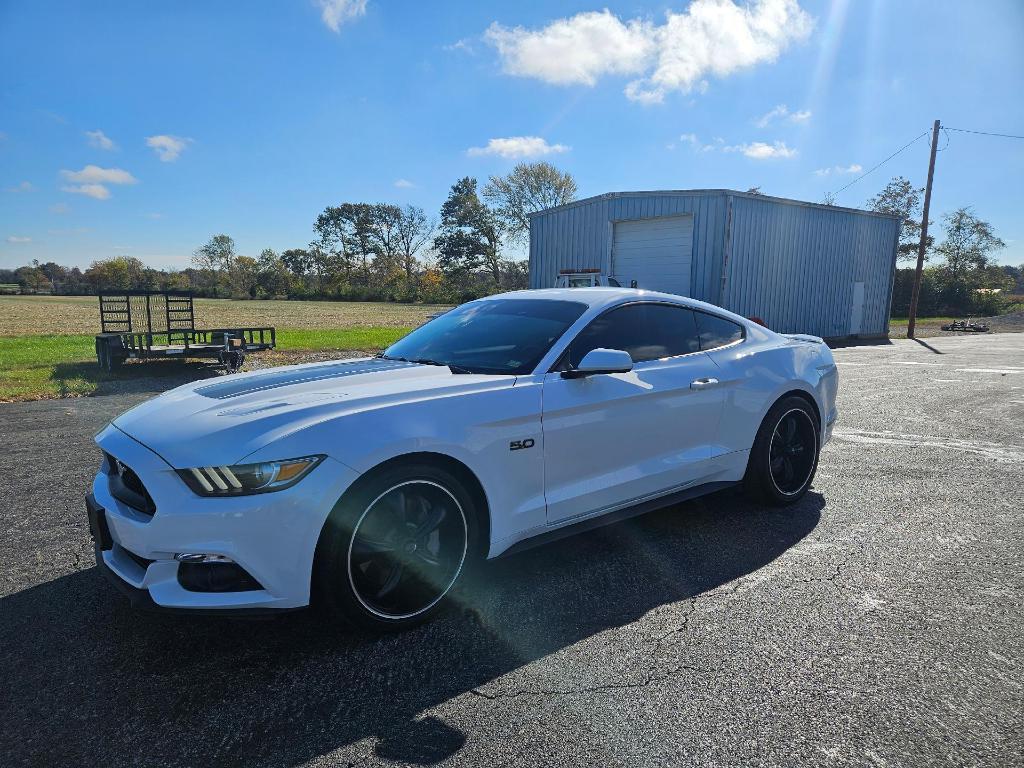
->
[90,423,359,612]
[86,494,299,616]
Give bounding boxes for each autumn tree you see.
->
[483,162,577,246]
[84,256,147,291]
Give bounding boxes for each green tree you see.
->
[281,248,312,283]
[935,207,1005,280]
[192,234,236,297]
[482,162,577,246]
[435,177,501,286]
[867,177,930,262]
[229,255,260,298]
[257,248,291,297]
[15,262,51,293]
[314,203,376,287]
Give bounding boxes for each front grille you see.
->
[105,453,156,516]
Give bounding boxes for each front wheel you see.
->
[744,396,820,506]
[314,463,479,631]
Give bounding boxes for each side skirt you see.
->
[498,480,737,558]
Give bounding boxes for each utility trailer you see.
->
[94,291,275,374]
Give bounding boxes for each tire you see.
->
[313,462,480,632]
[96,340,110,372]
[96,338,123,373]
[744,396,820,506]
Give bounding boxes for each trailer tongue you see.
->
[94,291,276,374]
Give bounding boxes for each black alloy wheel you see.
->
[744,396,820,506]
[768,409,817,496]
[315,462,479,631]
[347,480,468,620]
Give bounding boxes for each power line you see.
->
[944,127,1024,140]
[832,130,930,198]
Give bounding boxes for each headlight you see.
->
[178,456,324,496]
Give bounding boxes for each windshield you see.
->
[382,298,587,375]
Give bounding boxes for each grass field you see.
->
[0,295,448,401]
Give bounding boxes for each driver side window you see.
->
[562,303,701,369]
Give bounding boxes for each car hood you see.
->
[111,357,514,468]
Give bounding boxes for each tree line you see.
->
[4,168,1020,318]
[1,162,577,304]
[864,176,1021,316]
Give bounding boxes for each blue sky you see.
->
[1,0,1022,271]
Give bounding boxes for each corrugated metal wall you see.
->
[724,194,900,337]
[529,191,729,304]
[528,190,900,339]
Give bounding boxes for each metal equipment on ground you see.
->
[94,291,275,373]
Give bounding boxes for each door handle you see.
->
[690,377,720,390]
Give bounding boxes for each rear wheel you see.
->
[744,396,820,505]
[314,463,479,631]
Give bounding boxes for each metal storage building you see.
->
[528,189,902,339]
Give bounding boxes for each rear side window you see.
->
[695,312,744,351]
[565,303,700,368]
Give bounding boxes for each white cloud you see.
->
[85,129,116,150]
[61,165,137,185]
[316,0,367,32]
[59,165,137,199]
[486,10,655,86]
[146,134,192,162]
[755,104,812,127]
[467,136,570,159]
[394,179,415,188]
[6,236,31,243]
[62,183,111,199]
[755,104,787,128]
[444,39,475,54]
[49,203,70,214]
[676,133,794,159]
[486,0,812,104]
[679,133,715,152]
[814,163,862,177]
[6,180,34,192]
[723,140,797,159]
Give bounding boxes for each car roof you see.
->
[476,287,740,318]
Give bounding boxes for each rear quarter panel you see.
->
[705,332,835,453]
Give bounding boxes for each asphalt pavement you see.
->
[1,333,1022,767]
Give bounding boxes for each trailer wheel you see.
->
[95,338,123,373]
[219,349,244,374]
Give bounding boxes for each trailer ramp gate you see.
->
[95,291,275,374]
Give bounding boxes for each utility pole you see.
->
[907,119,940,339]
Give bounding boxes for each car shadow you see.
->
[0,490,823,767]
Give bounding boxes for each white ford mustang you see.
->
[87,288,838,629]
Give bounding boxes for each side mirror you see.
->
[562,348,634,379]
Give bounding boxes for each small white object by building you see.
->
[554,269,622,288]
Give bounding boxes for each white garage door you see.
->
[612,215,694,296]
